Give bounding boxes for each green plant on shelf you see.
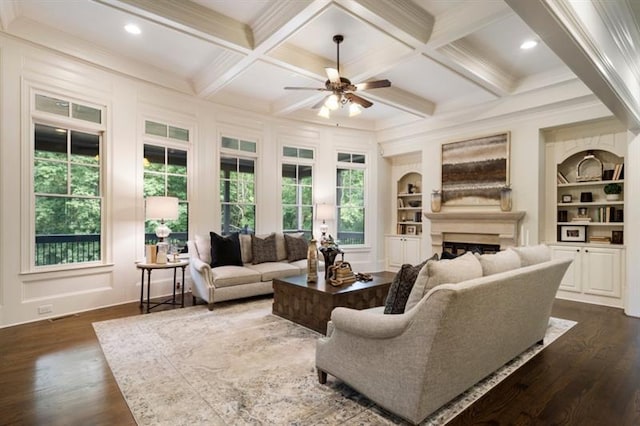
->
[604,183,622,195]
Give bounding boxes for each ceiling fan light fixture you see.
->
[349,103,362,117]
[318,106,330,119]
[325,94,340,110]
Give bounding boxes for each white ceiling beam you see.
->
[271,91,326,116]
[505,0,640,131]
[196,0,332,98]
[427,1,513,49]
[335,0,434,47]
[363,87,435,118]
[93,0,253,52]
[432,41,515,97]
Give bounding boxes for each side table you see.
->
[136,259,189,313]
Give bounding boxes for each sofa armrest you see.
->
[330,307,413,339]
[190,254,211,274]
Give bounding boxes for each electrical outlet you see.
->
[38,304,53,315]
[176,282,181,289]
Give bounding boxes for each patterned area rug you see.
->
[93,298,576,425]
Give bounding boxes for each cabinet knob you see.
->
[576,249,580,252]
[585,249,589,253]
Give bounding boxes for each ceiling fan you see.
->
[284,34,391,117]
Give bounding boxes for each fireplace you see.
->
[424,211,526,255]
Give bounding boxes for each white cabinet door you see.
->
[386,236,405,269]
[403,237,422,265]
[583,247,622,298]
[386,236,422,269]
[550,245,582,292]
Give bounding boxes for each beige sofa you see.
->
[188,232,318,310]
[316,246,571,425]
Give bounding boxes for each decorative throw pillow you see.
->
[284,233,308,262]
[209,232,243,268]
[384,253,438,314]
[510,244,550,266]
[474,249,521,276]
[251,233,278,264]
[404,251,483,312]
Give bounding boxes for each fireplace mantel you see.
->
[424,211,526,254]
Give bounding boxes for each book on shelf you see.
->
[612,163,624,180]
[557,171,569,184]
[571,217,591,222]
[589,236,611,244]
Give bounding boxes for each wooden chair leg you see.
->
[192,296,197,306]
[207,302,214,311]
[318,369,327,384]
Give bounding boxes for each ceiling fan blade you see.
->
[345,93,373,108]
[355,79,391,91]
[284,86,330,91]
[325,67,341,84]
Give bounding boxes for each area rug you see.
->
[93,299,576,425]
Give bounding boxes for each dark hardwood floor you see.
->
[1,295,639,425]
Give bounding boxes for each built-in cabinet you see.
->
[544,119,628,308]
[385,235,422,270]
[550,244,625,308]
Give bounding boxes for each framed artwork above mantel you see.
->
[441,132,510,206]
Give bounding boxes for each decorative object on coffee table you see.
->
[319,245,342,279]
[307,239,319,283]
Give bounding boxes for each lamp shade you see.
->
[146,196,179,221]
[316,203,335,221]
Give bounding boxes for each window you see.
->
[33,124,102,267]
[282,146,314,237]
[336,152,366,245]
[143,120,190,249]
[220,136,257,235]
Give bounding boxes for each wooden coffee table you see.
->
[272,271,395,334]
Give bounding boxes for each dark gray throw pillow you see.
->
[384,253,439,314]
[284,233,308,262]
[251,233,278,264]
[209,232,243,268]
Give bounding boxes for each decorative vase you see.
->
[431,190,442,212]
[307,239,318,283]
[500,186,512,212]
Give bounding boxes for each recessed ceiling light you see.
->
[520,39,538,50]
[124,24,141,35]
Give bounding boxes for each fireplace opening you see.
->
[443,241,500,256]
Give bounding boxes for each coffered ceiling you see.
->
[0,0,611,131]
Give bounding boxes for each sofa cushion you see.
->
[210,265,262,288]
[245,262,300,281]
[194,234,212,264]
[475,249,521,276]
[284,233,308,262]
[404,251,482,311]
[510,244,550,266]
[252,233,278,264]
[384,254,438,314]
[239,234,253,264]
[210,232,243,268]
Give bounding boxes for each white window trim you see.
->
[336,151,369,249]
[22,86,108,273]
[279,144,315,234]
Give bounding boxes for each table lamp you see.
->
[316,203,335,243]
[146,196,179,263]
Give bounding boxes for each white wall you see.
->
[0,35,382,327]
